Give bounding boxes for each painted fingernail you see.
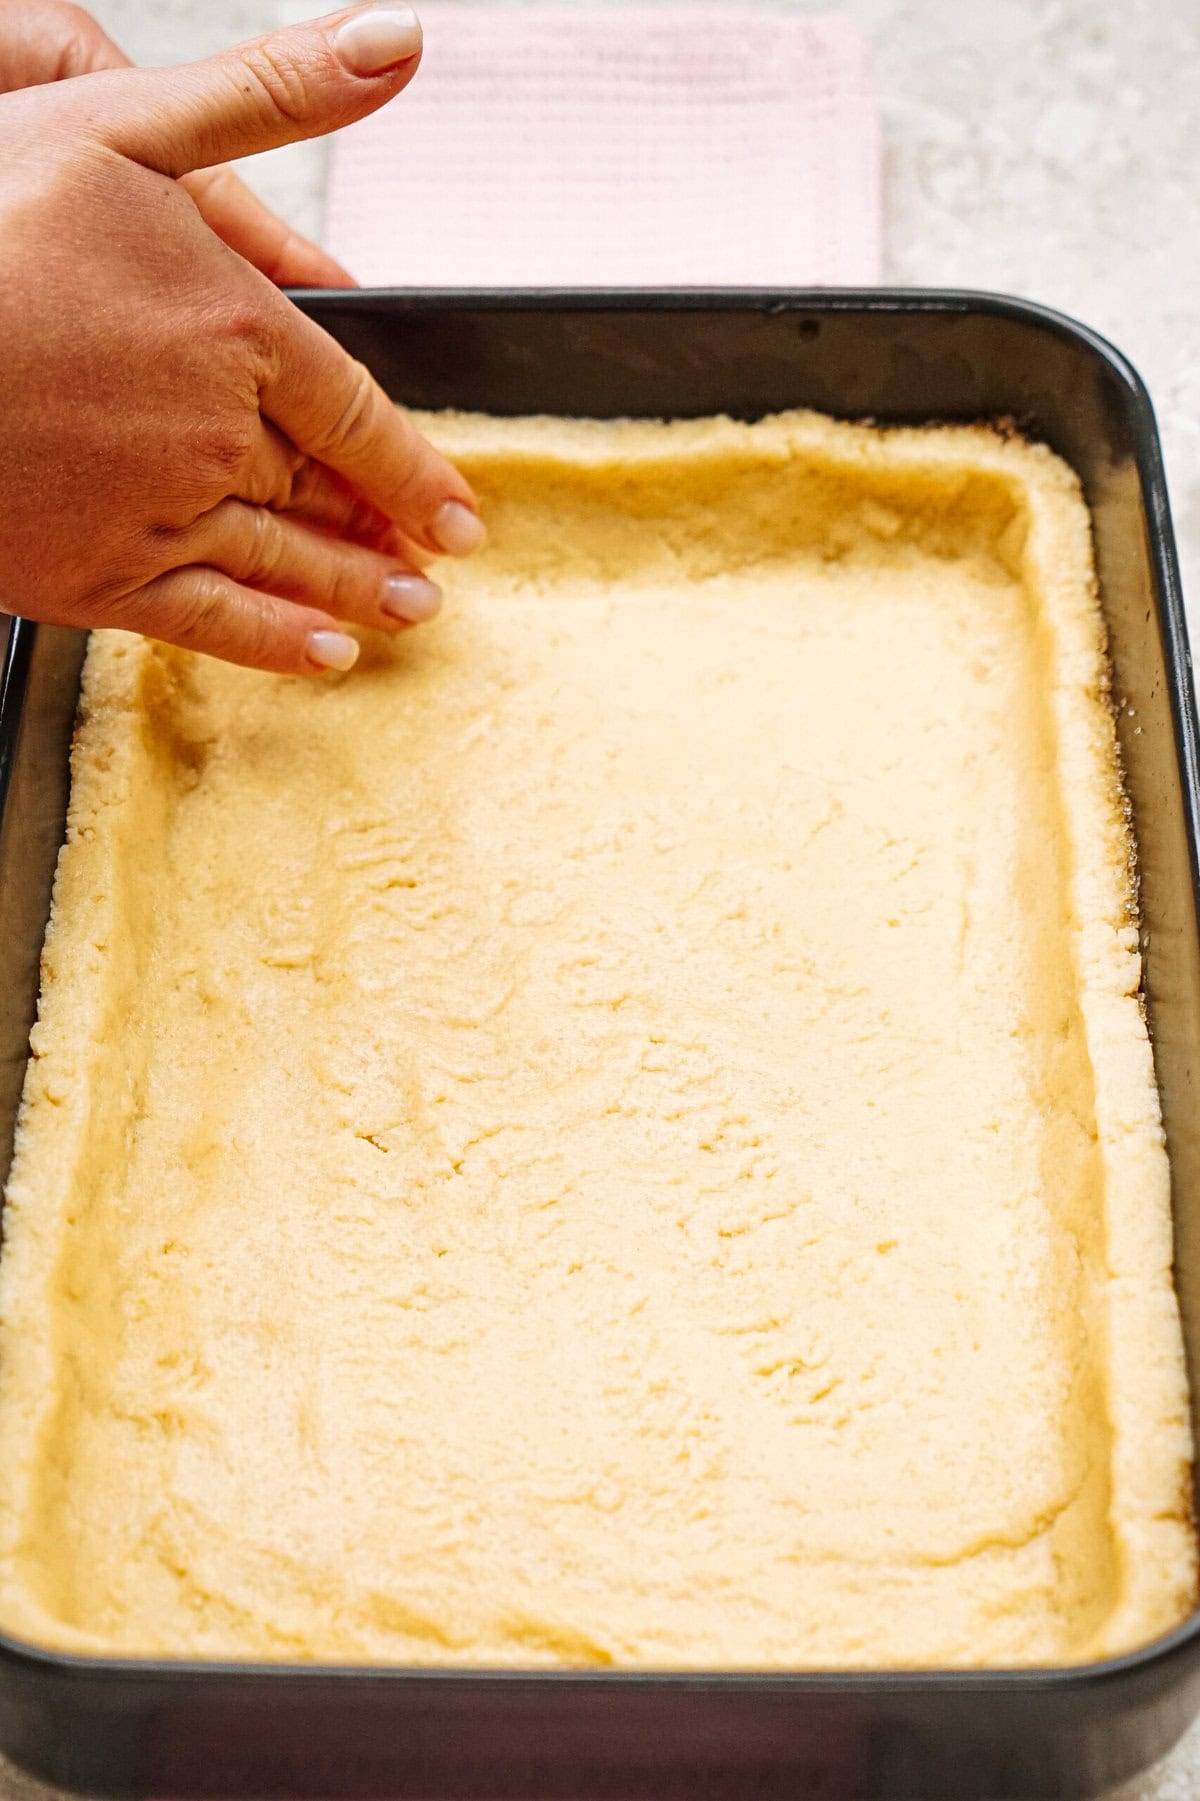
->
[432,500,487,558]
[333,4,422,76]
[307,629,360,672]
[383,572,442,622]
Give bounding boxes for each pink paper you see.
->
[325,6,880,287]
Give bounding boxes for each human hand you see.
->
[0,5,485,674]
[0,0,356,287]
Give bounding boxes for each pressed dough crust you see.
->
[0,410,1194,1667]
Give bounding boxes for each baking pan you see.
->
[0,288,1198,1800]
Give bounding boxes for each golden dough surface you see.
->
[0,409,1194,1667]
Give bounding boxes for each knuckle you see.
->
[284,456,324,512]
[171,572,233,645]
[173,574,280,668]
[49,2,99,27]
[389,423,441,518]
[240,597,288,668]
[201,414,259,483]
[234,41,318,129]
[202,285,283,374]
[239,508,287,585]
[248,225,303,289]
[189,344,285,484]
[46,4,115,75]
[326,553,371,618]
[386,408,427,498]
[319,361,386,464]
[244,444,305,510]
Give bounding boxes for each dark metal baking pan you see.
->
[0,289,1198,1800]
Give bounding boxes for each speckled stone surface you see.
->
[2,0,1199,1795]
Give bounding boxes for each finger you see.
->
[287,465,435,569]
[261,311,485,558]
[101,569,360,675]
[0,1,126,90]
[0,6,359,289]
[182,166,357,288]
[79,4,424,177]
[239,425,433,566]
[183,499,443,631]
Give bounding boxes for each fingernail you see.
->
[433,500,487,557]
[307,629,360,672]
[383,572,442,622]
[333,4,422,76]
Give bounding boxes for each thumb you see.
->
[79,4,422,177]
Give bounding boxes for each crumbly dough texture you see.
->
[0,410,1194,1668]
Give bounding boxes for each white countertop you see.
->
[3,0,1199,1794]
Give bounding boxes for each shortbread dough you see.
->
[0,410,1193,1666]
